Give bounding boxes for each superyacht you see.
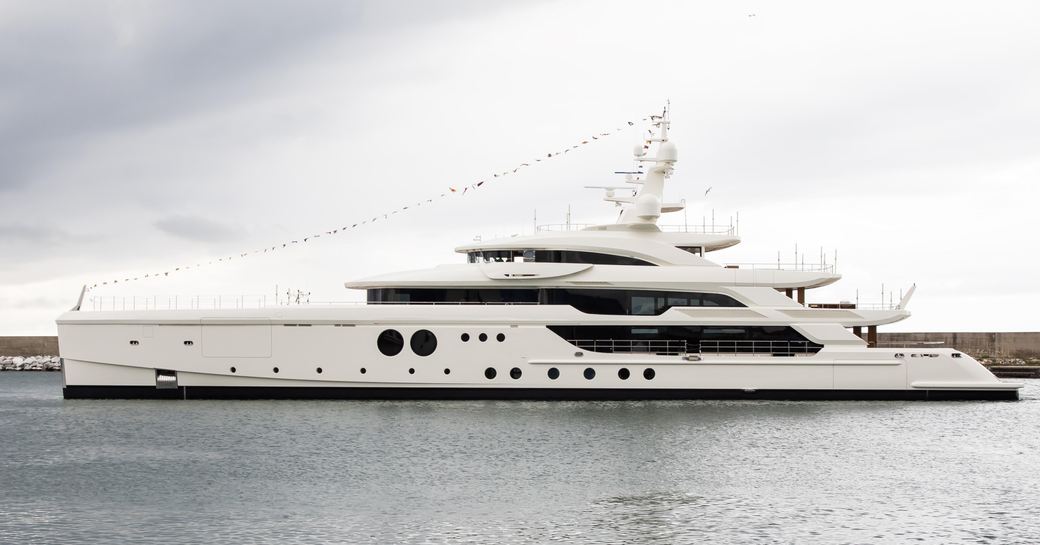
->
[56,109,1021,400]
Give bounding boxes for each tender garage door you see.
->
[201,321,272,358]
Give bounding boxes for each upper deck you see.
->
[456,225,740,267]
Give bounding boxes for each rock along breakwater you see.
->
[0,355,61,371]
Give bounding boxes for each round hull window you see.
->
[377,329,404,356]
[410,329,438,356]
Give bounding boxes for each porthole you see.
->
[497,333,506,342]
[547,367,560,380]
[584,367,596,380]
[316,367,323,374]
[479,333,488,342]
[410,329,437,356]
[485,367,497,379]
[230,366,237,373]
[618,368,630,380]
[377,329,404,356]
[408,368,415,374]
[360,367,367,374]
[510,367,522,379]
[273,367,280,374]
[444,368,451,375]
[643,368,655,380]
[461,333,470,342]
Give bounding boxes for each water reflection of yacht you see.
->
[56,108,1021,400]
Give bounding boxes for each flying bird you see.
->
[705,187,713,196]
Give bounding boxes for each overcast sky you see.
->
[1,0,1038,335]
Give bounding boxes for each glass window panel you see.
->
[631,296,656,315]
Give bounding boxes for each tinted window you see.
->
[368,288,538,304]
[377,329,404,356]
[677,246,702,256]
[367,287,744,315]
[467,250,655,266]
[630,296,656,315]
[410,329,437,356]
[544,289,744,315]
[547,325,822,354]
[534,250,654,266]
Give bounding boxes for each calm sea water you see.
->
[1,373,1038,544]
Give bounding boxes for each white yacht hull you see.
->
[57,307,1020,401]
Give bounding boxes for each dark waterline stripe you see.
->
[62,386,1019,401]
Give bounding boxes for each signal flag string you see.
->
[84,115,653,292]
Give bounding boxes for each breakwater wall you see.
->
[0,336,59,357]
[878,332,1040,359]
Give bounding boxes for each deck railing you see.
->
[723,262,836,273]
[657,224,736,235]
[535,223,596,232]
[876,341,946,348]
[85,296,543,311]
[567,339,822,356]
[569,339,689,355]
[699,340,821,355]
[535,223,736,235]
[88,295,270,311]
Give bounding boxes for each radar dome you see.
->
[657,141,678,162]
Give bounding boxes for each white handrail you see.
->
[535,223,736,235]
[724,262,836,273]
[88,294,271,311]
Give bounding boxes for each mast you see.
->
[618,103,678,226]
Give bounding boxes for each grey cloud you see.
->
[0,224,69,245]
[0,223,94,251]
[0,0,514,193]
[0,295,69,310]
[0,2,361,192]
[154,214,241,242]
